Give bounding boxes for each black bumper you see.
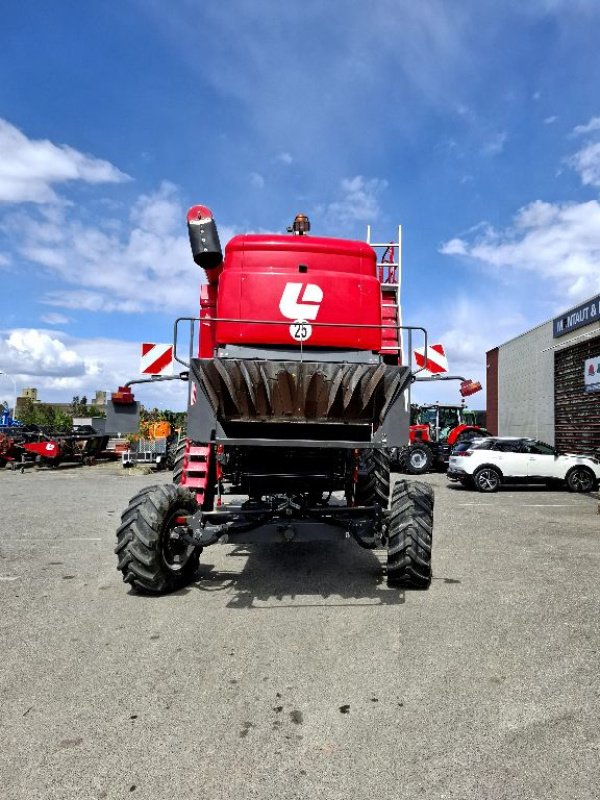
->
[447,467,469,481]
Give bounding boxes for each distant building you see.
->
[486,294,600,453]
[14,388,108,421]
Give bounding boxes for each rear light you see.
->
[111,386,135,405]
[460,380,482,397]
[454,451,472,457]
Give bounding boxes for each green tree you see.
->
[18,399,73,431]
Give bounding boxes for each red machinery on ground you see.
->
[400,402,490,474]
[111,209,434,594]
[0,425,109,469]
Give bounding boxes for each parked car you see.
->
[447,437,600,493]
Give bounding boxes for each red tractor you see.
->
[400,402,490,475]
[111,209,434,594]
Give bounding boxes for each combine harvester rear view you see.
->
[112,209,434,594]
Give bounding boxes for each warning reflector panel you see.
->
[414,343,448,375]
[140,343,174,376]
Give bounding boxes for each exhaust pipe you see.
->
[187,205,223,281]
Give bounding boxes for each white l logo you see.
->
[279,282,323,321]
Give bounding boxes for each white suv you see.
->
[447,437,600,493]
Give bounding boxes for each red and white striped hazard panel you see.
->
[140,343,174,376]
[414,343,449,375]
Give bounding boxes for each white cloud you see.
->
[439,238,467,256]
[566,116,600,187]
[142,0,472,177]
[40,312,71,325]
[439,199,600,302]
[7,182,212,314]
[276,152,293,165]
[544,115,557,125]
[0,329,98,377]
[249,172,265,189]
[572,116,600,136]
[481,131,507,156]
[568,141,600,187]
[0,118,130,204]
[0,329,188,410]
[409,295,529,405]
[321,176,388,231]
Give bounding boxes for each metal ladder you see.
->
[366,224,403,364]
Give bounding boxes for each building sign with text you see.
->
[584,356,600,394]
[553,296,600,338]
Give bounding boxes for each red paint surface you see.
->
[210,234,382,351]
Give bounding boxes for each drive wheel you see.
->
[115,484,200,594]
[473,466,501,493]
[172,438,188,485]
[165,440,177,471]
[405,444,433,475]
[355,449,390,509]
[387,480,433,589]
[566,466,596,493]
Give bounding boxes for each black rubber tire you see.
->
[459,476,475,488]
[473,466,501,493]
[165,440,177,471]
[405,444,433,475]
[355,449,391,509]
[387,480,433,589]
[566,466,596,493]
[172,438,188,485]
[115,484,200,594]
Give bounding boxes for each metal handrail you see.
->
[173,315,428,377]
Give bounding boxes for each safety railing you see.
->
[173,315,428,377]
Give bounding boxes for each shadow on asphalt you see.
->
[186,541,406,609]
[445,481,579,494]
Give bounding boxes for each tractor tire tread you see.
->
[387,479,433,589]
[115,483,199,594]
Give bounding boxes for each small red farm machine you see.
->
[111,209,434,594]
[0,424,108,470]
[399,402,489,475]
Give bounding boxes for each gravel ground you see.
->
[1,462,599,800]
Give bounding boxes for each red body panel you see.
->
[446,424,480,446]
[23,441,61,459]
[409,424,431,443]
[212,234,382,351]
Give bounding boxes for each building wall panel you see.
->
[486,348,499,435]
[498,321,555,443]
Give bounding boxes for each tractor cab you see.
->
[410,404,466,444]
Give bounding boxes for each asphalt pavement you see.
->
[1,463,599,800]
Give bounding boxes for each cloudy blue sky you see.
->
[1,0,600,410]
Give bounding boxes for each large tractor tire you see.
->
[115,484,200,594]
[172,438,188,485]
[355,448,391,509]
[405,444,433,475]
[387,480,433,589]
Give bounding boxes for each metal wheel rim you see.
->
[161,507,195,572]
[571,469,593,492]
[410,450,428,469]
[477,469,498,490]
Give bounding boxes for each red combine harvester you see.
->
[111,209,434,594]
